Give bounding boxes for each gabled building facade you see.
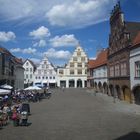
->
[108,2,140,102]
[33,54,57,88]
[130,31,140,104]
[23,59,36,87]
[57,44,88,88]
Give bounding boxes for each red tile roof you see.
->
[88,59,96,68]
[14,57,23,64]
[0,47,12,56]
[89,49,108,69]
[133,31,140,46]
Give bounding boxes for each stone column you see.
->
[66,80,69,88]
[74,80,77,88]
[120,89,124,100]
[130,91,135,104]
[82,80,85,88]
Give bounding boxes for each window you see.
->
[50,76,52,79]
[77,51,81,56]
[26,62,29,66]
[44,61,47,64]
[59,70,63,74]
[77,63,82,67]
[78,69,82,75]
[26,68,28,71]
[36,76,37,79]
[46,76,48,79]
[93,70,96,77]
[135,61,140,77]
[42,76,44,79]
[110,66,114,77]
[121,62,126,76]
[53,77,55,79]
[44,70,47,75]
[115,64,120,76]
[70,62,74,67]
[85,70,87,74]
[38,70,41,75]
[30,68,32,72]
[46,64,49,68]
[85,63,87,67]
[26,74,28,78]
[73,57,77,61]
[49,70,53,74]
[81,57,85,61]
[70,70,74,75]
[30,74,32,78]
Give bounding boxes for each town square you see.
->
[1,88,140,140]
[0,0,140,140]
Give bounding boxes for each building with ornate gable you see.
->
[108,2,140,103]
[23,59,36,87]
[57,44,88,88]
[33,54,57,88]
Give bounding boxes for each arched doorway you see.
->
[109,85,114,96]
[94,82,97,90]
[122,86,131,103]
[77,79,82,88]
[98,82,103,92]
[133,85,140,105]
[103,82,108,94]
[69,79,75,88]
[115,85,121,100]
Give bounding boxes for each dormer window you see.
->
[26,62,29,66]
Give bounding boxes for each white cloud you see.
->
[29,26,50,39]
[89,57,96,60]
[0,0,117,28]
[0,31,16,42]
[23,47,37,54]
[45,48,71,60]
[10,48,21,53]
[33,39,46,47]
[46,0,117,28]
[50,34,78,47]
[30,58,40,64]
[10,47,36,54]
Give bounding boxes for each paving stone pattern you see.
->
[1,88,140,140]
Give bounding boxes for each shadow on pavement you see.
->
[114,131,140,140]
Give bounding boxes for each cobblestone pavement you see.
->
[1,88,140,140]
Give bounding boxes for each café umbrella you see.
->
[0,84,13,89]
[0,89,11,95]
[24,86,42,91]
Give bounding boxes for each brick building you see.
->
[108,2,140,103]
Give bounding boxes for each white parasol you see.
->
[0,89,11,95]
[0,84,13,89]
[24,86,42,91]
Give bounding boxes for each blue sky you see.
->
[0,0,140,66]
